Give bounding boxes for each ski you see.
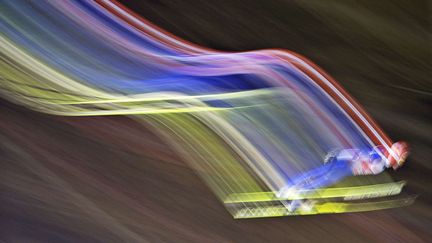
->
[232,195,416,219]
[224,181,406,203]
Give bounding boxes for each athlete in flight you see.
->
[278,141,409,199]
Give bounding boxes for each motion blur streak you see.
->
[0,0,415,222]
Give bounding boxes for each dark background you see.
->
[1,0,431,242]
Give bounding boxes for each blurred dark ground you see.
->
[1,0,431,242]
